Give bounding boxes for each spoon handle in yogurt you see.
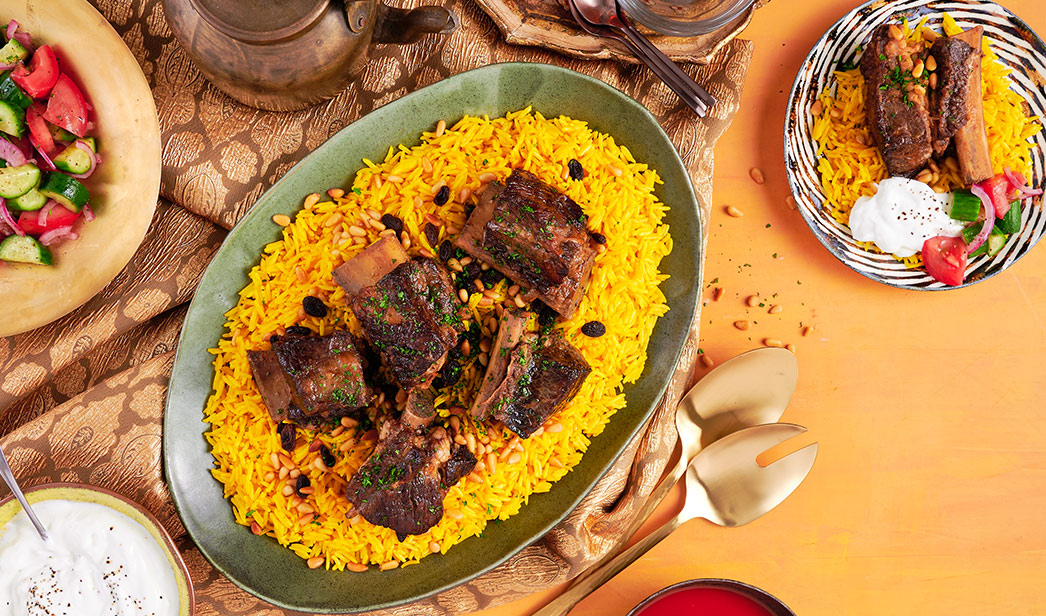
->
[0,445,49,541]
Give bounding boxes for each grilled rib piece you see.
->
[861,24,933,177]
[470,307,530,421]
[938,26,993,184]
[334,236,467,391]
[456,170,597,319]
[247,331,373,429]
[928,34,976,156]
[484,332,590,439]
[345,421,476,540]
[403,388,437,429]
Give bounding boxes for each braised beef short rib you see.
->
[456,170,597,319]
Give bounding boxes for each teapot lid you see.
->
[191,0,332,43]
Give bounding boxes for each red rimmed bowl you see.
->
[0,482,195,616]
[627,578,794,616]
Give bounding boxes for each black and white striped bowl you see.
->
[784,0,1046,290]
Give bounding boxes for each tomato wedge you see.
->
[11,44,59,98]
[979,173,1014,219]
[25,103,54,154]
[17,204,79,235]
[43,74,87,137]
[922,235,967,287]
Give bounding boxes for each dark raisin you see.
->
[433,185,450,206]
[287,325,312,336]
[480,268,504,289]
[278,422,297,452]
[269,334,282,343]
[381,214,404,235]
[465,203,475,218]
[438,240,454,261]
[320,445,336,469]
[302,295,328,318]
[438,361,462,387]
[581,320,606,337]
[590,232,607,245]
[464,262,481,280]
[536,301,558,327]
[295,474,311,498]
[568,158,585,180]
[424,222,440,247]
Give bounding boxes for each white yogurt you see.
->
[0,499,180,616]
[848,177,964,257]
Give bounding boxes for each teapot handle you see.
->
[366,3,458,44]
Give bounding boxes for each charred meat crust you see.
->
[470,307,531,421]
[488,332,591,439]
[946,26,994,185]
[345,422,476,540]
[928,35,976,156]
[334,237,468,391]
[455,170,597,319]
[861,24,933,177]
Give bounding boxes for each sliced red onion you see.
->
[82,203,95,221]
[33,143,55,170]
[967,184,996,254]
[68,140,98,179]
[38,199,57,226]
[39,225,76,246]
[0,63,17,72]
[0,199,24,237]
[1004,167,1044,198]
[0,137,26,167]
[6,20,32,53]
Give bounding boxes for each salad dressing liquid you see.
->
[0,499,180,616]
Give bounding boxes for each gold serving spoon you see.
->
[532,348,800,616]
[0,444,48,541]
[538,423,817,615]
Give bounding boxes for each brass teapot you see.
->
[162,0,457,111]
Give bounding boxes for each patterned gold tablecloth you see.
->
[0,0,751,613]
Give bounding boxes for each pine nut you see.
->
[469,473,483,483]
[324,213,343,228]
[925,55,937,72]
[298,503,315,514]
[431,180,446,195]
[272,214,291,227]
[347,562,369,573]
[281,485,294,497]
[430,542,442,553]
[610,166,624,177]
[299,513,316,525]
[386,174,403,183]
[734,320,750,330]
[308,557,325,569]
[328,188,345,199]
[422,156,433,173]
[278,453,294,467]
[251,521,263,535]
[466,432,476,453]
[460,339,471,355]
[474,460,486,472]
[547,422,564,433]
[701,354,715,368]
[712,287,724,301]
[479,338,491,353]
[929,73,938,89]
[769,304,783,314]
[264,472,275,482]
[341,417,359,428]
[513,295,526,308]
[763,338,784,348]
[802,325,814,337]
[508,452,522,465]
[289,468,300,479]
[304,193,321,209]
[459,188,472,202]
[854,133,867,146]
[912,60,925,79]
[922,28,939,43]
[746,295,759,307]
[829,107,842,119]
[348,225,367,237]
[447,509,464,520]
[810,100,824,116]
[726,205,744,218]
[420,248,435,258]
[478,172,496,183]
[435,119,446,137]
[915,169,933,183]
[786,196,797,210]
[473,278,485,292]
[454,433,467,446]
[380,560,400,571]
[400,231,411,250]
[944,157,960,173]
[299,487,314,495]
[786,343,796,353]
[279,466,289,480]
[888,24,903,40]
[507,284,520,296]
[270,453,280,468]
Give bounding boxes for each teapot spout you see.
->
[370,4,458,44]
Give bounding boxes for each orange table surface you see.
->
[477,1,1046,614]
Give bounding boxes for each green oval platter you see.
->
[164,62,703,613]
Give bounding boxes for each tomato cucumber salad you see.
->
[0,20,100,267]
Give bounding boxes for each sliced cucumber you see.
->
[48,124,78,143]
[53,141,93,174]
[9,187,47,211]
[0,100,25,138]
[0,73,31,110]
[996,200,1022,235]
[0,234,51,265]
[81,136,97,152]
[38,172,88,212]
[987,232,1007,257]
[949,190,982,222]
[0,163,40,198]
[0,39,28,66]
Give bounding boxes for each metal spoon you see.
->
[532,348,798,616]
[568,0,716,116]
[537,423,817,615]
[0,444,48,541]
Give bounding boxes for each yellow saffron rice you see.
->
[811,14,1043,267]
[202,108,672,570]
